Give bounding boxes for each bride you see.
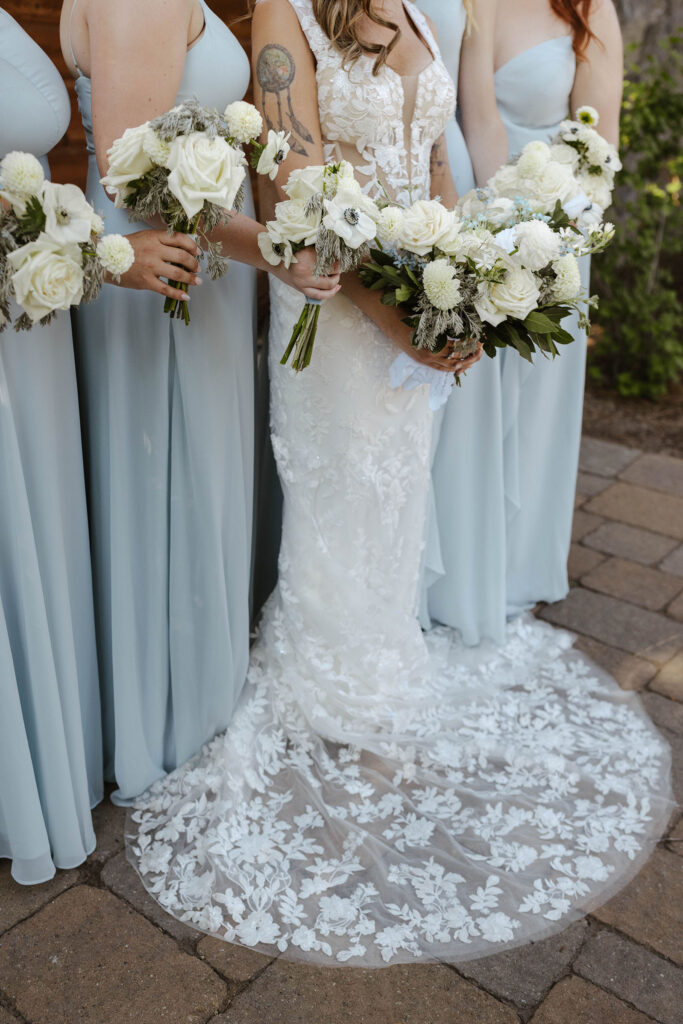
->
[126,0,674,966]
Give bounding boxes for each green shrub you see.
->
[589,32,683,399]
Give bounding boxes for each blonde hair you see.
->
[310,0,477,74]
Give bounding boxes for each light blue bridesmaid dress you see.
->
[417,0,507,645]
[71,0,257,804]
[0,10,102,884]
[495,36,589,614]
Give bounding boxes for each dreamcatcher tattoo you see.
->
[256,44,314,155]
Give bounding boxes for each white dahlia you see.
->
[423,259,462,311]
[224,101,263,144]
[0,150,45,199]
[513,219,562,271]
[97,234,135,278]
[551,253,582,301]
[376,205,405,246]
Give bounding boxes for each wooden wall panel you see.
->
[4,1,251,187]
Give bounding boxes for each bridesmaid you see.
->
[60,0,338,805]
[418,0,507,645]
[0,10,102,883]
[429,0,622,626]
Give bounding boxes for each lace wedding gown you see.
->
[126,0,674,966]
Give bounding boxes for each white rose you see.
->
[224,100,263,144]
[551,252,582,301]
[474,281,507,327]
[376,205,405,246]
[400,199,458,256]
[485,264,540,322]
[448,226,501,269]
[258,229,295,268]
[143,128,172,167]
[166,132,246,219]
[516,140,551,178]
[0,151,45,202]
[41,181,95,245]
[101,123,154,204]
[527,162,579,211]
[283,164,326,200]
[271,198,321,245]
[96,233,135,278]
[8,236,84,322]
[513,219,562,270]
[423,258,462,310]
[322,187,377,248]
[256,129,291,180]
[549,142,578,167]
[486,196,516,227]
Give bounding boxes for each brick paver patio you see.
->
[1,436,681,1024]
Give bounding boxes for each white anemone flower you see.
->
[576,105,599,126]
[256,129,291,180]
[258,230,295,269]
[41,181,96,245]
[322,187,377,248]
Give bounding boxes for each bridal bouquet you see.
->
[0,151,134,331]
[258,160,379,371]
[101,99,289,324]
[359,120,616,407]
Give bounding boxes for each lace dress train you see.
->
[125,0,674,966]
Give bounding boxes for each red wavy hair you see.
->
[550,0,598,58]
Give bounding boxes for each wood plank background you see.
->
[4,1,250,187]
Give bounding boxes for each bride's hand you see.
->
[274,247,341,301]
[397,338,484,375]
[111,230,201,302]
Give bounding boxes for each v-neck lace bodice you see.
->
[287,0,455,202]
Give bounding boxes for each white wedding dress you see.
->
[127,0,674,966]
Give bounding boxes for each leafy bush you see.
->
[589,32,683,399]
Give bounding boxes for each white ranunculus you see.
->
[577,171,612,210]
[487,264,540,321]
[322,187,377,248]
[224,100,263,144]
[376,205,405,246]
[423,259,462,311]
[517,140,551,178]
[256,129,291,180]
[400,199,458,256]
[513,219,562,271]
[0,150,45,201]
[8,236,84,322]
[283,164,325,200]
[96,234,135,277]
[143,128,172,167]
[551,252,582,301]
[549,142,578,167]
[41,181,94,245]
[101,123,154,204]
[166,132,246,219]
[271,199,321,245]
[258,229,295,268]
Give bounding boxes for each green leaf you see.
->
[523,311,558,334]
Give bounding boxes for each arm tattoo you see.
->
[256,43,314,156]
[430,136,447,179]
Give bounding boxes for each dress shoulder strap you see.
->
[67,0,84,77]
[404,0,440,61]
[286,0,338,67]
